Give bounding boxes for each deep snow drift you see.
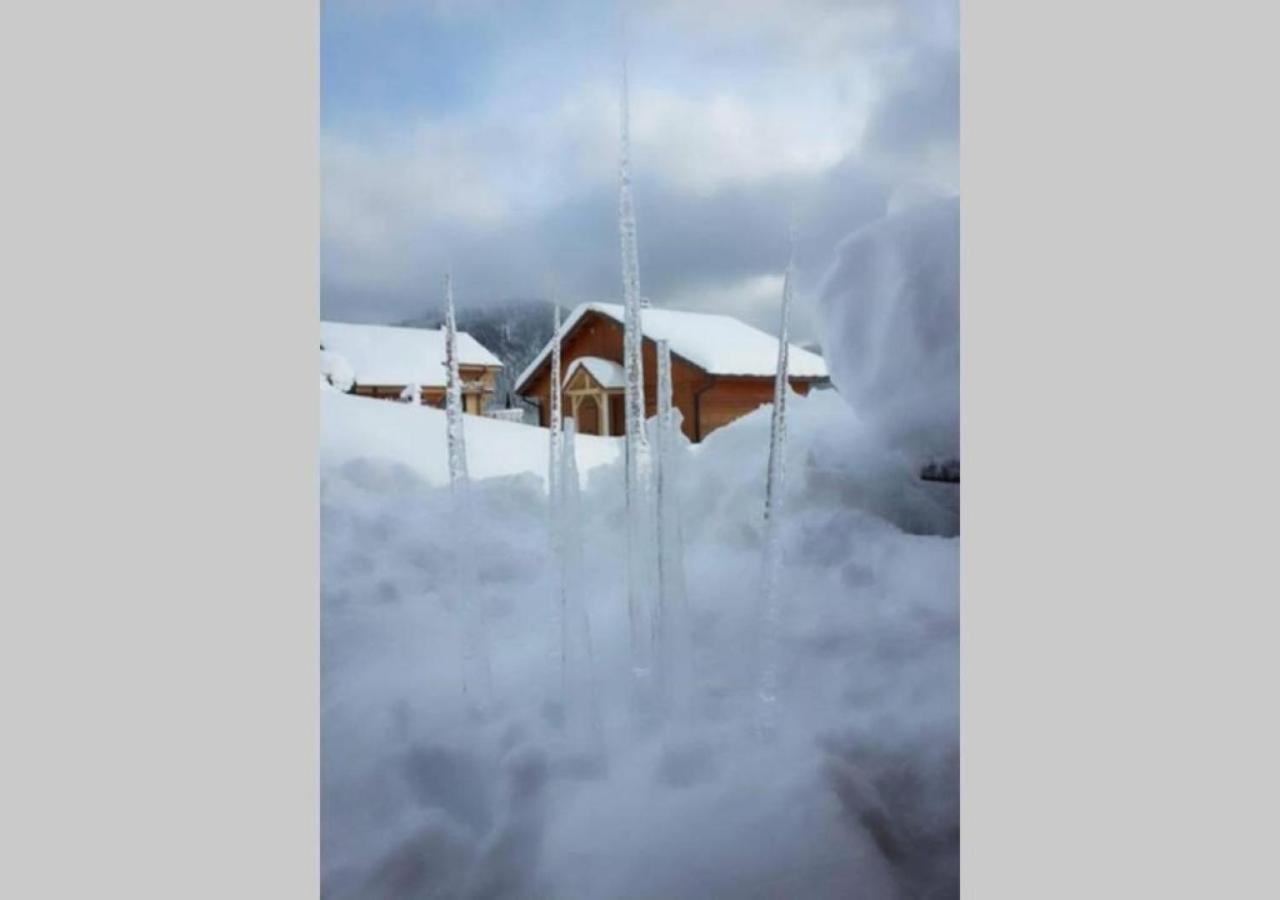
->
[818,196,959,467]
[322,394,957,900]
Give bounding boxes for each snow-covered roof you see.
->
[563,355,625,390]
[515,302,828,391]
[320,321,502,388]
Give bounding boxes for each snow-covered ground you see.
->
[321,386,621,489]
[321,203,958,899]
[322,399,957,899]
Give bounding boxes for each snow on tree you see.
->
[398,383,421,405]
[618,41,655,680]
[443,272,469,489]
[755,239,796,739]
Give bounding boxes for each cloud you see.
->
[320,0,958,338]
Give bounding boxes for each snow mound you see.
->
[321,386,620,490]
[322,386,957,898]
[321,350,355,393]
[817,197,959,465]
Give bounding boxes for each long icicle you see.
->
[444,272,469,489]
[548,302,566,699]
[443,272,488,712]
[561,417,603,750]
[755,236,795,739]
[619,32,654,682]
[549,302,563,513]
[654,339,688,721]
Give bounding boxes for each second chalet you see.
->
[514,302,829,442]
[321,320,504,414]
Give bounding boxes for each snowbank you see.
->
[321,385,957,898]
[817,197,959,465]
[321,386,620,489]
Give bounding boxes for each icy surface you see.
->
[515,302,828,390]
[321,320,503,388]
[817,197,959,465]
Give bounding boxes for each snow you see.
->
[321,320,503,389]
[320,349,355,393]
[563,355,625,390]
[322,391,957,899]
[321,387,620,490]
[321,228,957,897]
[514,302,829,391]
[817,197,959,465]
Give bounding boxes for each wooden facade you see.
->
[350,364,498,415]
[516,310,826,442]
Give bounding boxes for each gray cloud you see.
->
[321,0,957,341]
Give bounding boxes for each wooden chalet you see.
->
[320,320,503,414]
[514,303,829,442]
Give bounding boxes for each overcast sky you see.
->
[321,0,957,341]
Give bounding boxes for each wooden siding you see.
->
[351,364,501,413]
[521,312,712,440]
[696,377,815,437]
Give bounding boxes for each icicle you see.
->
[755,237,796,740]
[561,417,603,749]
[442,273,489,712]
[443,272,469,489]
[653,340,689,721]
[547,301,566,702]
[618,34,655,681]
[549,303,564,502]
